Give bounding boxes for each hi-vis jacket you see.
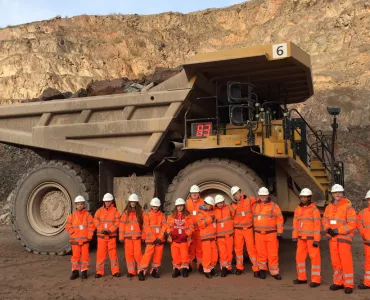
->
[214,205,234,238]
[292,202,321,242]
[65,209,95,245]
[119,209,143,240]
[322,198,357,243]
[357,206,370,246]
[143,209,166,244]
[253,200,284,234]
[166,213,194,243]
[230,195,256,230]
[186,197,204,230]
[94,205,120,239]
[197,209,216,240]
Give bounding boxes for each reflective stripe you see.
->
[269,265,279,270]
[347,218,356,222]
[365,270,370,274]
[298,269,305,273]
[297,263,305,267]
[344,280,354,284]
[312,272,320,275]
[334,270,342,274]
[216,217,232,223]
[337,239,352,244]
[344,274,353,278]
[312,265,320,269]
[365,276,370,279]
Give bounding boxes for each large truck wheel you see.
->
[164,158,264,212]
[11,160,98,255]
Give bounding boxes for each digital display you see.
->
[191,123,212,138]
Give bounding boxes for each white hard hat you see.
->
[231,186,241,196]
[215,194,225,204]
[103,193,114,201]
[128,193,139,202]
[204,196,215,206]
[190,185,200,193]
[258,187,269,196]
[299,188,313,197]
[331,184,344,193]
[74,195,86,203]
[175,198,185,206]
[365,190,370,199]
[150,197,161,207]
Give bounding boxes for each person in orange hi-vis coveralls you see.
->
[214,194,234,278]
[322,184,356,294]
[253,187,284,280]
[94,193,121,278]
[167,198,194,278]
[65,195,95,280]
[186,185,204,273]
[119,193,144,278]
[230,186,259,277]
[197,196,218,279]
[357,190,370,290]
[292,188,321,288]
[137,197,166,281]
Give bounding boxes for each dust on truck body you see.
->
[0,42,344,255]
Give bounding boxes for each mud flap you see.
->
[113,175,155,213]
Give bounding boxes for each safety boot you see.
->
[221,267,228,278]
[211,269,218,277]
[235,269,243,276]
[182,268,189,278]
[151,269,160,278]
[254,271,260,278]
[293,279,308,284]
[113,272,121,278]
[70,270,79,280]
[188,265,192,273]
[95,273,102,279]
[138,270,145,281]
[259,270,266,279]
[198,264,204,274]
[127,273,134,278]
[81,270,88,279]
[273,274,282,280]
[359,283,370,289]
[172,268,181,278]
[344,287,353,294]
[310,282,320,288]
[205,272,212,279]
[330,284,344,291]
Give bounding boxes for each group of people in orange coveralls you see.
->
[65,183,370,295]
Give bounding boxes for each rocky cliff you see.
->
[0,0,369,209]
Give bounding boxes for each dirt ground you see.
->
[0,226,369,300]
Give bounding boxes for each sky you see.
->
[0,0,246,28]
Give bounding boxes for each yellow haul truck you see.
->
[0,42,343,255]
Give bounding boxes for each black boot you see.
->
[310,282,320,288]
[211,269,218,277]
[172,268,181,278]
[113,272,121,278]
[221,267,228,278]
[95,273,102,279]
[254,271,260,278]
[127,273,134,278]
[273,274,282,280]
[81,270,88,279]
[344,287,353,294]
[259,270,266,279]
[330,284,344,291]
[359,283,370,289]
[188,265,193,273]
[198,264,204,274]
[138,270,145,281]
[235,269,243,275]
[70,270,79,280]
[182,268,189,278]
[151,269,160,278]
[293,279,308,284]
[205,272,212,279]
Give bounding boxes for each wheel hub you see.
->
[40,191,69,227]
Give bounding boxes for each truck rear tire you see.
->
[11,160,98,255]
[164,158,264,212]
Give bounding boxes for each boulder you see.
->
[86,78,129,96]
[146,67,182,84]
[39,87,64,101]
[71,88,88,98]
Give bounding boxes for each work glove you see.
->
[313,241,319,248]
[211,215,216,222]
[199,205,206,211]
[154,238,161,244]
[277,234,283,240]
[102,230,110,235]
[327,228,338,237]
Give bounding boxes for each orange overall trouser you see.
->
[255,232,279,275]
[217,236,233,271]
[139,243,164,274]
[201,239,218,273]
[189,229,202,267]
[364,245,370,286]
[329,240,354,288]
[234,228,258,271]
[171,242,189,269]
[296,239,321,283]
[71,244,90,271]
[96,238,119,275]
[125,238,142,275]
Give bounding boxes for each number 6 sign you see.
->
[272,43,288,59]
